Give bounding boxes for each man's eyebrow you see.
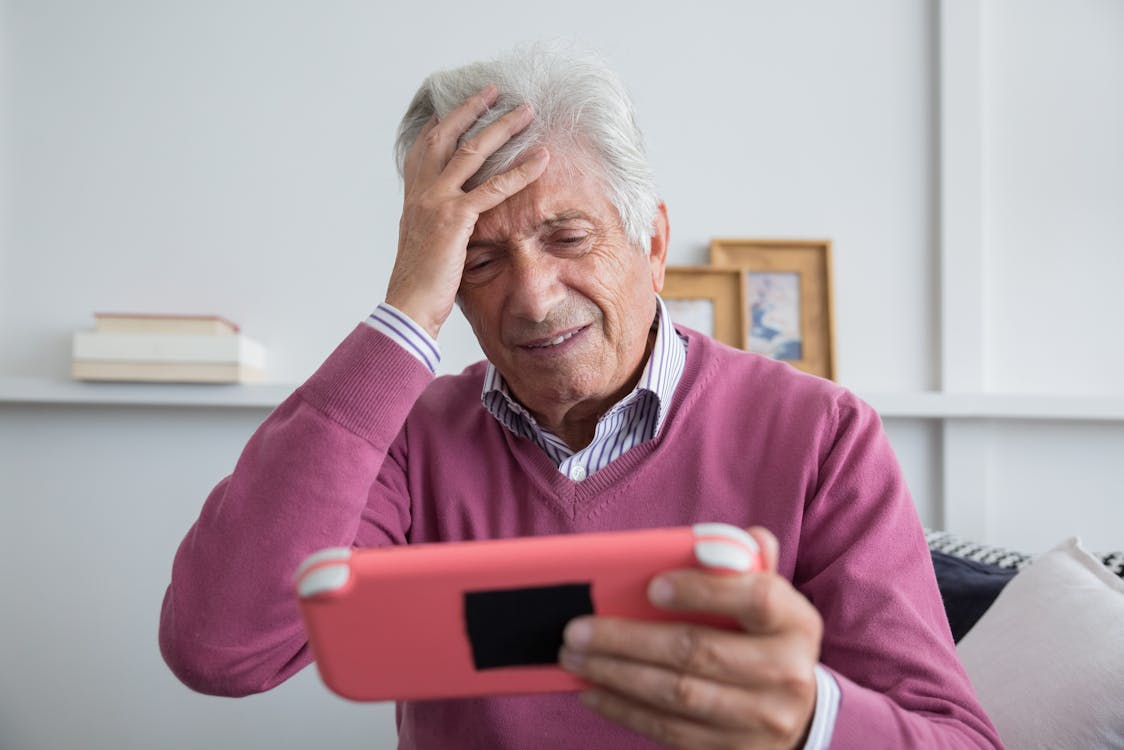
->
[543,210,594,226]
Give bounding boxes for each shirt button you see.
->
[569,464,587,482]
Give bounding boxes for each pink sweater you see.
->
[160,324,1001,749]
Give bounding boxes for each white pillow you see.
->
[957,537,1124,749]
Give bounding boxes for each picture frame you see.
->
[709,238,836,380]
[660,267,747,350]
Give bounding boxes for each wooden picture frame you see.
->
[709,238,836,380]
[660,267,747,350]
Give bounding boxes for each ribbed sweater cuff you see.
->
[822,665,998,749]
[296,324,434,445]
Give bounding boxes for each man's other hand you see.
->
[559,527,822,750]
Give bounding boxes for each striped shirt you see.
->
[369,297,686,480]
[480,296,685,482]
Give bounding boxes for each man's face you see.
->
[458,157,667,429]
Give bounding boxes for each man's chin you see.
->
[505,374,600,411]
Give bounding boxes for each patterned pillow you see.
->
[926,528,1124,576]
[925,529,1124,642]
[925,529,1033,570]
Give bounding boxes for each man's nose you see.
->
[506,253,566,324]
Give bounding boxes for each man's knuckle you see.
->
[671,626,716,673]
[778,659,814,695]
[756,574,779,607]
[479,177,511,199]
[761,706,800,739]
[747,576,780,627]
[807,606,825,641]
[481,177,505,194]
[455,140,483,160]
[669,673,710,715]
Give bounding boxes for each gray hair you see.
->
[394,44,660,248]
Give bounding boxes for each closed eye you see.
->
[550,233,590,253]
[462,250,505,285]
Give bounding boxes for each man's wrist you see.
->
[365,302,441,373]
[382,291,445,340]
[799,665,840,750]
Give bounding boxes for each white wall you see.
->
[0,0,939,390]
[1,1,1121,749]
[983,0,1124,394]
[0,404,395,750]
[975,0,1124,550]
[1,0,9,291]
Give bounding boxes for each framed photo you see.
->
[660,267,747,350]
[709,238,836,380]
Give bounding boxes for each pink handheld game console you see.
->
[294,523,761,702]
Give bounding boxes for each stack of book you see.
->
[71,313,268,383]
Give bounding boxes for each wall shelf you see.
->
[864,392,1124,422]
[2,376,1123,421]
[0,376,293,409]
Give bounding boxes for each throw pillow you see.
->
[957,537,1124,749]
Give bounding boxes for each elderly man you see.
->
[160,47,1001,749]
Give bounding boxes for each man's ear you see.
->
[648,202,670,292]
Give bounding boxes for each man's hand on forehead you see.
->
[386,85,550,340]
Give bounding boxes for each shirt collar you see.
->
[480,295,687,440]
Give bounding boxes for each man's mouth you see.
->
[522,326,587,349]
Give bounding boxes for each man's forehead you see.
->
[470,163,615,242]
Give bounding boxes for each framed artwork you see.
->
[709,238,836,380]
[660,267,747,350]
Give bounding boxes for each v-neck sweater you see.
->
[160,323,1000,749]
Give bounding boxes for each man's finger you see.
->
[441,102,536,187]
[576,685,790,750]
[578,687,727,750]
[563,652,750,727]
[562,618,799,689]
[416,84,499,177]
[746,525,779,572]
[402,114,439,183]
[463,146,550,213]
[648,568,822,637]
